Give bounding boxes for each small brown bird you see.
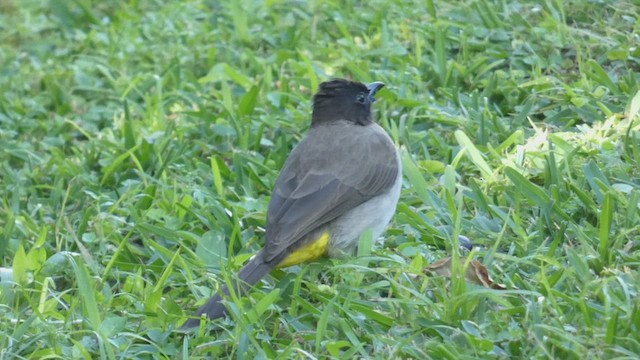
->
[183,79,401,328]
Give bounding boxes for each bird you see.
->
[182,79,402,328]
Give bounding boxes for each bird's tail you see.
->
[181,251,273,329]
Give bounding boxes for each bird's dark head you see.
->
[311,79,385,126]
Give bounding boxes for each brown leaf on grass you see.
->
[424,257,455,277]
[425,256,506,290]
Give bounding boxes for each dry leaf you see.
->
[424,256,454,277]
[425,256,506,290]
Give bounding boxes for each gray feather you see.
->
[264,121,399,263]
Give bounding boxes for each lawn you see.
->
[1,0,639,358]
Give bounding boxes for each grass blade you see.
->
[455,130,493,179]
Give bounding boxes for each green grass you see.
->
[1,0,639,358]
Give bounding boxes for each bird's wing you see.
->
[263,123,399,263]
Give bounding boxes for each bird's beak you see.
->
[367,81,385,102]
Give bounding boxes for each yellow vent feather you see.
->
[277,232,330,268]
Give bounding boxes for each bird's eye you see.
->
[356,92,367,104]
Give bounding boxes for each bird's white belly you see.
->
[327,152,402,256]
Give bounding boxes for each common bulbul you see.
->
[182,79,401,328]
